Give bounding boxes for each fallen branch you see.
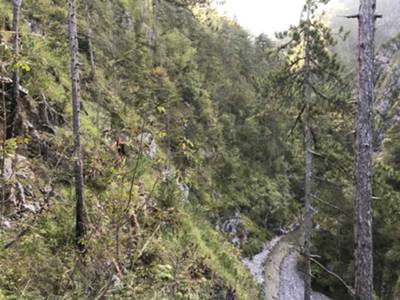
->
[310,257,354,296]
[40,91,65,122]
[3,192,52,249]
[315,176,348,188]
[3,178,54,249]
[93,275,114,300]
[135,223,161,261]
[3,226,31,249]
[309,149,325,159]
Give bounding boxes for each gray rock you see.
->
[222,216,248,247]
[177,182,190,201]
[137,132,157,159]
[1,220,12,229]
[3,157,13,181]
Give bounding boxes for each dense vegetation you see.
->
[0,0,399,299]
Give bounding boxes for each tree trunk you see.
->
[303,3,313,300]
[85,3,96,77]
[1,74,6,219]
[84,3,100,125]
[355,0,375,299]
[7,0,22,139]
[67,0,86,252]
[303,83,313,300]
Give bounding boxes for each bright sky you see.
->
[214,0,346,38]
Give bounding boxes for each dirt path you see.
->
[243,228,331,300]
[242,236,282,285]
[263,230,301,299]
[278,252,330,300]
[264,229,331,300]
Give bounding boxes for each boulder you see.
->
[222,216,249,247]
[137,132,157,159]
[177,182,190,201]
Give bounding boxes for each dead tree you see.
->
[7,0,23,139]
[303,2,313,299]
[67,0,86,251]
[354,0,376,299]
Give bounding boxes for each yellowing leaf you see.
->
[157,106,167,114]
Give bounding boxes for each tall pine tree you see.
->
[275,1,347,297]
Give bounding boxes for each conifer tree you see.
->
[275,1,346,298]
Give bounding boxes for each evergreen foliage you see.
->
[0,0,399,299]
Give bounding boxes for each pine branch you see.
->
[345,14,359,19]
[312,195,351,216]
[309,83,333,101]
[287,103,305,139]
[343,14,382,19]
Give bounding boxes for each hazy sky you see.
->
[214,0,346,38]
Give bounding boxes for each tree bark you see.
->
[1,74,6,219]
[67,0,86,252]
[7,0,22,139]
[354,0,375,299]
[303,3,313,300]
[85,2,96,77]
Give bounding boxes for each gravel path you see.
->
[243,228,331,300]
[279,252,330,300]
[242,236,282,285]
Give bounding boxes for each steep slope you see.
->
[2,0,399,299]
[0,0,299,299]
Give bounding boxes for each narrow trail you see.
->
[243,229,331,300]
[278,252,330,300]
[264,229,300,299]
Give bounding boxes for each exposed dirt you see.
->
[243,228,331,300]
[264,230,301,299]
[242,236,282,285]
[264,229,331,300]
[279,252,330,300]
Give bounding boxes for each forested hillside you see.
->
[0,0,399,299]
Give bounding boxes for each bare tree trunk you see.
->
[85,3,96,77]
[67,0,86,252]
[303,3,313,300]
[153,0,164,65]
[354,0,375,299]
[303,84,313,300]
[84,2,100,126]
[7,0,22,139]
[1,73,6,219]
